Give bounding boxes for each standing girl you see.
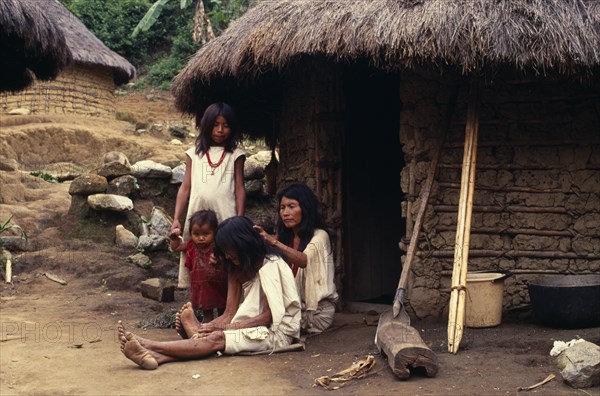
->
[169,210,227,325]
[170,102,246,288]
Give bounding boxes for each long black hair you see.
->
[215,216,277,279]
[195,102,240,155]
[276,183,326,251]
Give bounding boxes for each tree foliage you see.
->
[58,0,256,89]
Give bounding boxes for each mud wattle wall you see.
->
[400,70,600,318]
[0,64,116,118]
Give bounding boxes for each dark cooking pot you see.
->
[526,274,600,329]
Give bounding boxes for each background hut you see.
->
[0,0,71,92]
[172,0,600,317]
[0,0,135,117]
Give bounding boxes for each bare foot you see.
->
[180,302,202,337]
[175,303,190,339]
[117,321,158,370]
[123,338,158,370]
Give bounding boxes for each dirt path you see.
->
[1,91,598,395]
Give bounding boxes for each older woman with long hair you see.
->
[255,183,338,335]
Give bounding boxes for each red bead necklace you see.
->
[206,149,227,175]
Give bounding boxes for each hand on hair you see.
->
[253,225,278,246]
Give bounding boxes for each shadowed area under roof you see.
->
[0,0,72,92]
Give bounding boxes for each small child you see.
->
[169,209,227,323]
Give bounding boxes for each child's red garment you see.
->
[184,240,228,311]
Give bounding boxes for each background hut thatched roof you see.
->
[172,0,600,115]
[43,0,136,85]
[0,0,72,92]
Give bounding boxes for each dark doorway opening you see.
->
[342,65,405,304]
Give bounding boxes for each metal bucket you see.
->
[526,274,600,329]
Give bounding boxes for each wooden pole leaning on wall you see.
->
[448,79,480,354]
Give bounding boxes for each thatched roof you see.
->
[0,0,72,92]
[43,0,136,85]
[172,0,600,115]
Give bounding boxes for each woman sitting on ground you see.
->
[118,216,301,370]
[254,183,339,335]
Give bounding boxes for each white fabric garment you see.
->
[295,229,339,333]
[223,256,301,354]
[178,146,245,287]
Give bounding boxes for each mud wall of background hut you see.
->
[400,69,600,318]
[0,64,116,118]
[277,59,345,299]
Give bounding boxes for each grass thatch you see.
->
[41,0,136,85]
[172,0,600,115]
[0,0,72,92]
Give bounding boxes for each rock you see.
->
[169,125,188,138]
[150,207,173,236]
[102,151,130,166]
[127,253,152,269]
[137,234,169,251]
[115,225,138,249]
[131,160,172,179]
[69,174,108,196]
[8,108,30,115]
[107,175,138,196]
[140,278,175,302]
[97,162,132,179]
[170,164,186,184]
[43,162,84,182]
[245,179,266,197]
[168,139,183,146]
[0,158,19,171]
[556,341,600,388]
[68,195,90,217]
[244,151,272,180]
[87,194,134,212]
[0,236,27,251]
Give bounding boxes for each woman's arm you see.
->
[195,272,242,334]
[233,156,246,216]
[223,294,272,330]
[171,157,192,233]
[253,225,308,268]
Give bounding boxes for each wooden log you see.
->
[375,310,438,380]
[438,182,571,194]
[4,258,11,284]
[433,205,569,214]
[417,250,600,259]
[435,225,573,237]
[444,139,600,148]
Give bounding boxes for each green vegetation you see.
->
[30,171,59,183]
[0,216,28,245]
[59,0,256,89]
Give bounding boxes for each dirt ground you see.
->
[1,91,599,395]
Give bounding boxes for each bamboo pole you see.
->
[448,80,480,354]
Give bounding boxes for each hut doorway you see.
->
[342,67,404,303]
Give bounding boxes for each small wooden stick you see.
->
[517,374,555,391]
